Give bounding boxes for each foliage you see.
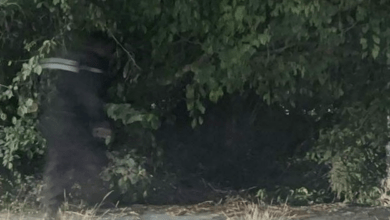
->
[0,172,43,210]
[1,0,390,206]
[307,93,389,203]
[101,150,151,203]
[0,40,52,179]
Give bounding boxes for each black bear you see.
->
[38,32,115,219]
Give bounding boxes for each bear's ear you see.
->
[84,31,116,59]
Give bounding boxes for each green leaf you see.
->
[361,51,368,59]
[4,89,13,99]
[290,100,296,108]
[26,98,33,107]
[34,65,42,75]
[263,93,271,105]
[186,84,195,99]
[196,100,206,114]
[356,6,367,21]
[0,113,7,121]
[125,114,144,124]
[12,117,17,125]
[17,106,27,116]
[372,45,380,59]
[235,6,245,21]
[191,118,197,128]
[372,35,380,45]
[323,150,332,161]
[123,60,130,78]
[105,136,111,145]
[143,190,148,198]
[209,86,224,103]
[360,38,367,50]
[187,100,194,111]
[150,117,161,130]
[259,33,271,45]
[198,116,204,125]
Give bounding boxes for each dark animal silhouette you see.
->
[38,32,115,219]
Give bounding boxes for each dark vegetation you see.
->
[0,0,390,211]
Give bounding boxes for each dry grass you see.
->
[0,190,304,220]
[222,199,292,220]
[1,198,291,220]
[0,191,133,220]
[237,203,290,220]
[0,204,131,220]
[0,202,103,220]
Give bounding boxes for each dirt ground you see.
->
[279,203,390,220]
[2,202,390,220]
[99,202,390,220]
